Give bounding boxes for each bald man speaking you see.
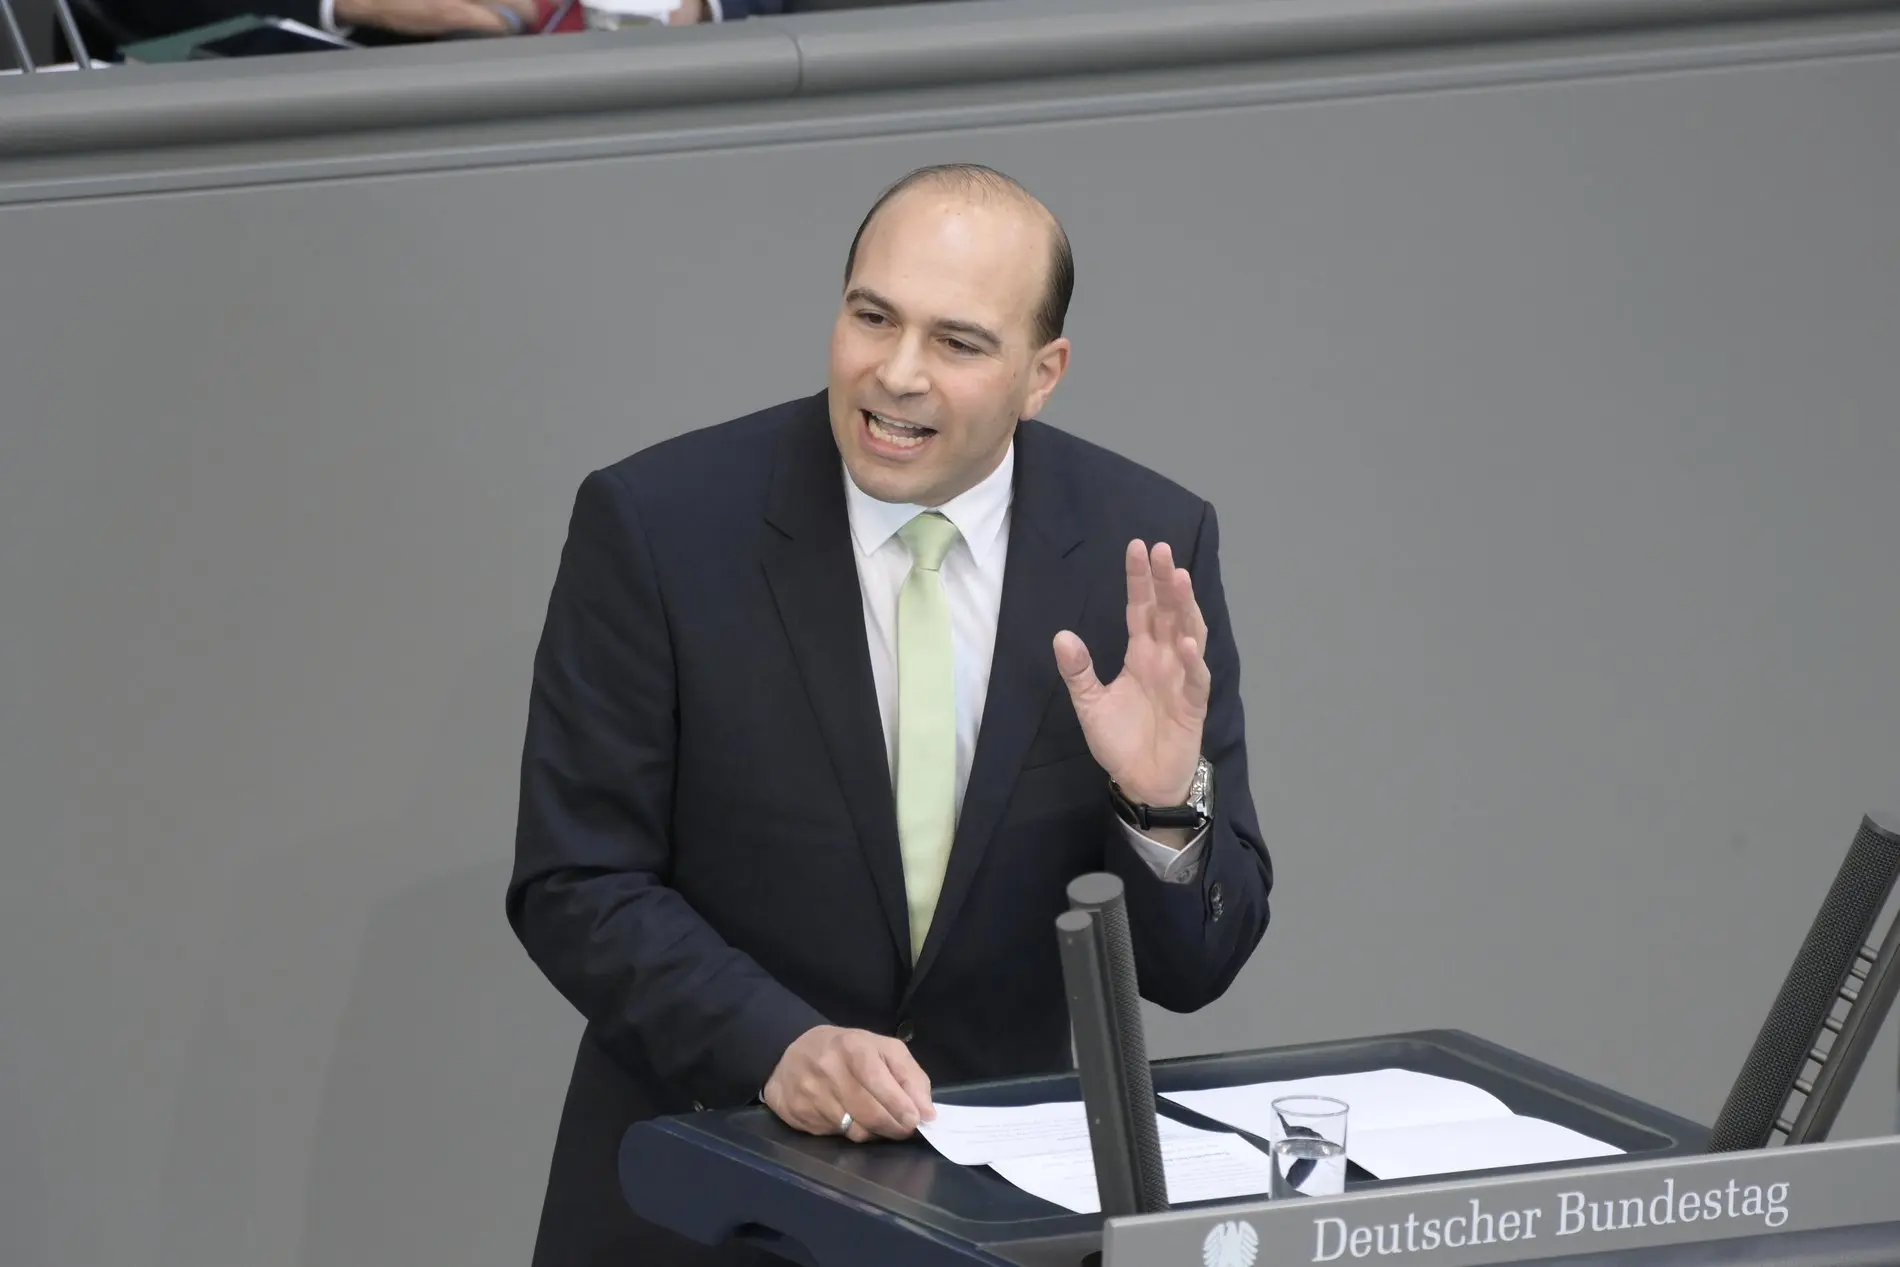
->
[508,164,1274,1266]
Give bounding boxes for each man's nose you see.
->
[875,337,930,397]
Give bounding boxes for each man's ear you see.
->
[1022,337,1071,418]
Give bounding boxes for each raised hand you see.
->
[762,1025,935,1143]
[1052,540,1209,806]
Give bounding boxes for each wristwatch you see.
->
[1110,756,1213,832]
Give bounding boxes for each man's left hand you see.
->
[1053,539,1209,806]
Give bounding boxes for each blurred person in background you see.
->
[64,0,745,61]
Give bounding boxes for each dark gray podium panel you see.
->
[1,4,1898,1267]
[1105,1136,1900,1267]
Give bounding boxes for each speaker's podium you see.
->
[622,813,1900,1266]
[620,1028,1705,1266]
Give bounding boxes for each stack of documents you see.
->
[912,1069,1624,1212]
[916,1101,1276,1214]
[1162,1068,1622,1180]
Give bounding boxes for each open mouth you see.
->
[862,409,937,452]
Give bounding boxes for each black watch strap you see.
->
[1110,757,1212,831]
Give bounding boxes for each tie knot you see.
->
[898,511,961,573]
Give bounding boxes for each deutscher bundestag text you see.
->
[1312,1177,1790,1260]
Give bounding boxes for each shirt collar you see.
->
[843,441,1015,569]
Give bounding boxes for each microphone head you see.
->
[1067,872,1125,912]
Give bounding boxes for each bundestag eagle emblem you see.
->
[1202,1219,1259,1267]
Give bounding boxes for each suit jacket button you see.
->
[1210,881,1224,920]
[896,1019,915,1043]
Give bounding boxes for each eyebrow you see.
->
[845,286,1004,349]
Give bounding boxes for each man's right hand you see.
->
[334,0,539,35]
[763,1025,934,1143]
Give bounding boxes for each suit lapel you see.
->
[759,395,909,963]
[906,420,1089,995]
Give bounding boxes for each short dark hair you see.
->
[842,163,1075,349]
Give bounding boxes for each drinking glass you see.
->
[1268,1094,1349,1198]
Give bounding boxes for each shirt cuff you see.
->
[318,0,351,34]
[706,0,722,18]
[1117,818,1209,884]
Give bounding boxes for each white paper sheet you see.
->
[986,1125,1276,1215]
[917,1100,1199,1166]
[1161,1067,1517,1137]
[917,1071,1621,1208]
[1160,1067,1622,1179]
[1349,1114,1624,1180]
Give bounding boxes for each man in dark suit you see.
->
[508,163,1274,1266]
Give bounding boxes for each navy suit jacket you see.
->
[507,391,1272,1265]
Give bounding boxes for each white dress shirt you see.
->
[842,445,1206,883]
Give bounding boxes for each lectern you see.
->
[620,814,1900,1266]
[618,1030,1705,1267]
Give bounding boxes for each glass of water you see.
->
[1268,1095,1349,1199]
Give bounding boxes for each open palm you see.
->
[1053,539,1209,807]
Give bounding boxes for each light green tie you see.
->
[895,511,962,962]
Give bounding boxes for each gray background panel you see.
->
[1,11,1897,1267]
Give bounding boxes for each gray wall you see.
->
[2,4,1897,1266]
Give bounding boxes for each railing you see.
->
[8,0,1900,94]
[0,0,103,72]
